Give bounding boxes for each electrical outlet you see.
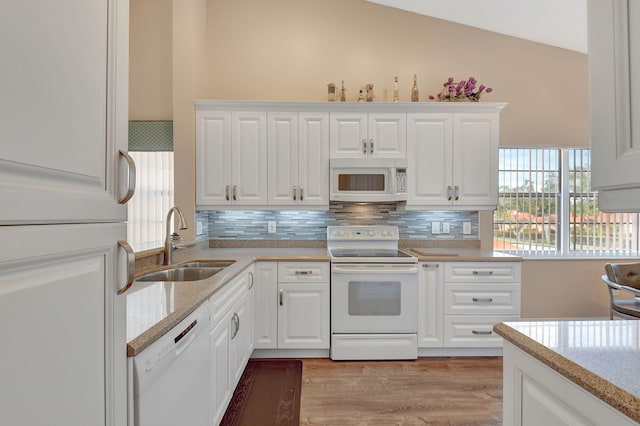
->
[463,222,471,235]
[442,222,450,234]
[196,220,204,236]
[267,221,276,234]
[432,222,441,234]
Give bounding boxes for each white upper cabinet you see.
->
[196,110,268,207]
[0,0,130,224]
[330,112,406,158]
[407,111,500,209]
[588,0,640,211]
[268,112,329,207]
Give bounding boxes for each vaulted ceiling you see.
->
[365,0,588,53]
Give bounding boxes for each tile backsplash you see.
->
[197,203,478,241]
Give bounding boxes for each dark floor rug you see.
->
[220,359,302,426]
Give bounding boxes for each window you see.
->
[127,121,174,249]
[494,148,639,256]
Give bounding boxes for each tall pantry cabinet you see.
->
[0,1,132,426]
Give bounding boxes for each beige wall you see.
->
[204,0,589,148]
[129,0,173,120]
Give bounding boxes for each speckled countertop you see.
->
[127,245,519,357]
[494,320,640,423]
[403,247,522,262]
[126,247,329,357]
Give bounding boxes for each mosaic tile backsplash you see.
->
[197,204,478,241]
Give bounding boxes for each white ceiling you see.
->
[365,0,588,53]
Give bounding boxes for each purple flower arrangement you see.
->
[429,77,493,102]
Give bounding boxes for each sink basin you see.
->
[136,267,223,282]
[178,260,236,268]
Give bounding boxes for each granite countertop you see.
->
[126,247,329,357]
[127,245,517,357]
[494,320,640,423]
[404,247,522,262]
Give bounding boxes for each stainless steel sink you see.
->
[136,267,224,282]
[178,260,235,268]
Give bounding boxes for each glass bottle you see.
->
[357,89,364,102]
[411,74,419,102]
[393,75,399,102]
[339,80,347,102]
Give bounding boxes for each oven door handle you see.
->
[331,264,418,274]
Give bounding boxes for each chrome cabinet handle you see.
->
[292,185,297,201]
[118,150,136,204]
[454,185,460,201]
[225,185,230,201]
[279,289,283,306]
[472,297,494,303]
[299,186,304,201]
[472,271,494,276]
[117,240,135,295]
[362,139,367,154]
[369,139,374,154]
[472,330,493,335]
[232,185,237,201]
[248,272,254,289]
[231,313,239,339]
[294,270,312,275]
[447,186,453,201]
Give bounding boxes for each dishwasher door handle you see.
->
[174,319,198,357]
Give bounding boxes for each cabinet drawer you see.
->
[210,272,247,326]
[444,284,521,315]
[443,315,518,348]
[278,262,329,282]
[444,262,521,283]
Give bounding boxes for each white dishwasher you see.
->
[133,302,210,426]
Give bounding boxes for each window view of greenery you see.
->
[494,148,638,255]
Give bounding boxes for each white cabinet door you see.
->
[196,110,232,205]
[0,223,126,426]
[367,113,407,158]
[407,112,499,209]
[418,263,444,348]
[452,113,499,207]
[330,112,368,158]
[330,112,406,158]
[229,295,249,388]
[407,113,453,205]
[589,0,640,193]
[232,112,268,205]
[254,262,278,349]
[209,312,231,426]
[268,112,299,205]
[298,112,330,206]
[278,283,330,349]
[0,0,129,224]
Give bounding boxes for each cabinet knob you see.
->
[232,185,237,201]
[454,185,460,201]
[279,289,284,306]
[292,185,297,201]
[117,150,136,204]
[472,297,493,303]
[299,186,304,201]
[472,271,494,276]
[447,186,453,201]
[472,330,493,335]
[362,139,367,155]
[369,139,374,154]
[225,185,230,201]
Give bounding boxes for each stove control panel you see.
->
[327,226,399,241]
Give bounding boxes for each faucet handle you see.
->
[170,232,182,242]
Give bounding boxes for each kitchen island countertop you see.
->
[494,320,640,424]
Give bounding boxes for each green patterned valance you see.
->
[128,120,173,151]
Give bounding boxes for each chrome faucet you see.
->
[163,206,189,266]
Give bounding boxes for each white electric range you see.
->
[327,225,418,360]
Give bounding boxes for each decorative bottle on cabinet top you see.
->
[393,75,399,102]
[411,74,419,102]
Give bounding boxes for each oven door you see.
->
[331,263,418,333]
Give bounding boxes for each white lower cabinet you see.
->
[209,265,254,426]
[419,261,521,350]
[503,342,636,426]
[418,262,444,348]
[254,261,330,350]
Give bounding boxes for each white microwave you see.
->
[330,158,408,202]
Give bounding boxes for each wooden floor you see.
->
[299,357,503,426]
